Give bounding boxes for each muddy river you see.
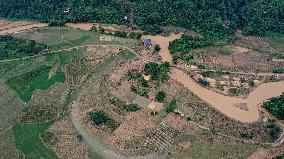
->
[145,33,284,122]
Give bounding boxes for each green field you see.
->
[14,27,139,50]
[174,130,258,159]
[6,66,65,102]
[266,32,284,51]
[13,122,58,159]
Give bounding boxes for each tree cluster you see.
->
[263,93,284,120]
[0,35,46,60]
[144,61,170,81]
[1,0,283,36]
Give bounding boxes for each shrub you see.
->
[202,71,215,77]
[273,69,284,74]
[89,110,108,125]
[48,19,66,27]
[131,85,148,97]
[165,99,177,113]
[249,80,255,87]
[98,26,105,34]
[155,91,166,102]
[198,78,210,86]
[186,116,192,121]
[127,70,143,79]
[123,104,140,112]
[144,62,159,80]
[267,122,281,141]
[139,78,149,87]
[240,132,253,139]
[89,110,119,130]
[91,25,98,31]
[114,31,128,38]
[229,87,244,95]
[154,45,161,52]
[128,32,142,39]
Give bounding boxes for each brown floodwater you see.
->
[144,33,284,122]
[142,33,182,64]
[171,68,284,122]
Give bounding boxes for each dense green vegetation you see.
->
[144,62,170,81]
[165,99,177,113]
[6,66,65,102]
[266,32,284,51]
[0,35,46,60]
[13,122,58,159]
[155,91,166,102]
[1,0,283,36]
[267,122,282,141]
[89,110,119,130]
[273,69,284,74]
[123,103,140,112]
[263,93,284,120]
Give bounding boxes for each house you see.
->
[222,20,231,28]
[142,39,152,47]
[63,6,70,13]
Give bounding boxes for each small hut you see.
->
[142,39,152,48]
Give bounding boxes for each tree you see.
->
[267,122,281,141]
[154,44,161,52]
[123,104,140,112]
[144,62,159,80]
[263,93,284,120]
[165,99,177,113]
[89,110,108,125]
[155,91,166,102]
[160,62,170,81]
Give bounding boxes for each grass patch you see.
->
[6,66,65,102]
[266,32,284,51]
[14,27,139,50]
[13,122,58,159]
[69,35,90,46]
[175,130,258,159]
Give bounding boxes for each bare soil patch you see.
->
[65,23,93,31]
[0,23,48,35]
[232,45,250,54]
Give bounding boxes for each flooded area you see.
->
[143,33,284,122]
[171,68,284,122]
[142,33,182,64]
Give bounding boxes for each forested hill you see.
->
[0,0,283,36]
